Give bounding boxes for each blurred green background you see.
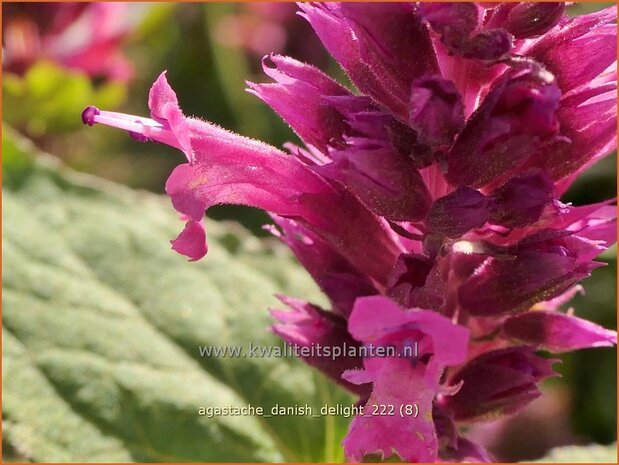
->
[2,2,616,462]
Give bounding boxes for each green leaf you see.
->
[2,127,352,462]
[532,443,617,463]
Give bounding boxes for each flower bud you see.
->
[504,3,565,39]
[427,187,490,237]
[442,347,557,421]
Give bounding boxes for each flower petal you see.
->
[503,311,617,352]
[298,3,408,118]
[348,296,470,385]
[526,80,617,182]
[148,71,194,161]
[446,68,561,188]
[420,2,481,53]
[457,231,603,316]
[247,54,350,152]
[268,216,377,318]
[170,220,207,261]
[461,28,513,60]
[271,296,369,396]
[409,75,465,147]
[442,347,557,422]
[343,361,438,462]
[504,2,565,39]
[420,2,512,60]
[338,2,438,104]
[387,253,434,308]
[488,171,554,228]
[426,187,490,237]
[527,6,617,92]
[343,295,469,462]
[317,142,432,221]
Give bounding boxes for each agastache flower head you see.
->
[83,3,617,462]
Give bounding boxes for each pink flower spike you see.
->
[81,4,617,461]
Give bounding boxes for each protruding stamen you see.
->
[80,106,181,150]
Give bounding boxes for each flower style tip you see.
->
[81,106,100,127]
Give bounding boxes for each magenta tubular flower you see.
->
[341,296,469,462]
[84,3,617,462]
[3,2,134,81]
